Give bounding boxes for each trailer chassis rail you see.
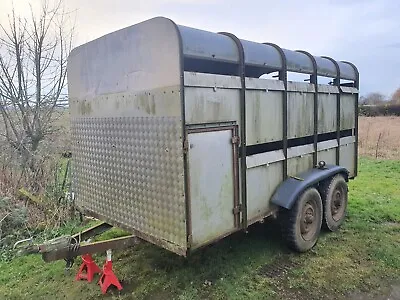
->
[14,222,141,269]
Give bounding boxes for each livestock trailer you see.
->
[67,17,359,256]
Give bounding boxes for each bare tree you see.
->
[359,92,386,105]
[390,87,400,104]
[0,0,74,176]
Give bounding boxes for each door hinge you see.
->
[232,204,242,215]
[231,136,240,145]
[183,139,189,154]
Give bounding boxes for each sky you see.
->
[1,0,400,97]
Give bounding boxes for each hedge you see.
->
[359,104,400,117]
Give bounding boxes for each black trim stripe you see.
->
[245,129,353,157]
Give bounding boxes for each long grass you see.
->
[359,116,400,159]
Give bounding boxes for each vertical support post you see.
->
[264,43,288,179]
[322,57,341,165]
[297,51,318,166]
[341,61,360,176]
[219,32,248,230]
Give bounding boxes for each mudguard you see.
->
[271,164,349,209]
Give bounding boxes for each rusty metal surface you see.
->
[72,222,113,242]
[71,116,187,253]
[42,235,140,262]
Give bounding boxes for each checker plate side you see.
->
[71,116,186,252]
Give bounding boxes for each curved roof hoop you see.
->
[296,50,317,83]
[263,42,288,180]
[340,61,359,88]
[297,50,319,166]
[262,43,287,80]
[218,31,247,230]
[321,56,340,85]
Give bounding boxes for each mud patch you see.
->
[258,256,301,278]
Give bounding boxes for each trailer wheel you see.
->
[320,174,348,231]
[282,187,323,252]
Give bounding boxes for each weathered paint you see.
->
[340,94,356,130]
[70,86,182,118]
[184,72,241,89]
[246,162,283,221]
[318,93,337,134]
[287,154,314,176]
[188,129,236,248]
[68,17,181,100]
[340,143,356,177]
[68,16,359,257]
[184,87,240,125]
[184,71,357,230]
[68,17,186,255]
[317,148,336,165]
[246,90,283,145]
[287,92,314,139]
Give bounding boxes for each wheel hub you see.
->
[331,187,345,221]
[300,201,318,241]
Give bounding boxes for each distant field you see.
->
[359,116,400,159]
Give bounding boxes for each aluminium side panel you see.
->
[287,82,315,139]
[245,78,285,222]
[187,128,237,248]
[245,78,284,145]
[340,87,358,177]
[318,91,338,134]
[340,94,356,130]
[183,72,241,248]
[246,162,283,223]
[183,72,241,126]
[68,18,188,255]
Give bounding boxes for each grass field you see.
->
[0,157,399,300]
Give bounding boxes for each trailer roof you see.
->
[68,17,359,100]
[177,23,358,81]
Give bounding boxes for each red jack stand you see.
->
[75,254,101,282]
[98,250,123,294]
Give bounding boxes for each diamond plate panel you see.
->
[71,116,186,250]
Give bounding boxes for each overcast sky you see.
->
[2,0,399,96]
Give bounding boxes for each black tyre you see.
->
[282,187,323,252]
[320,174,348,231]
